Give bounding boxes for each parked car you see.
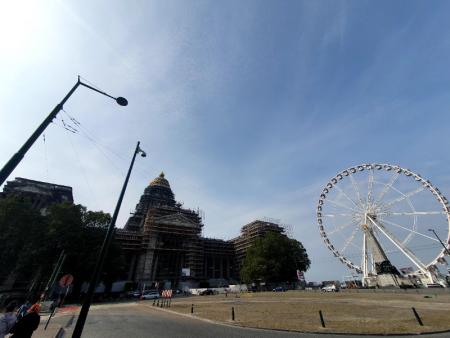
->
[272,286,286,292]
[128,290,143,298]
[199,289,215,296]
[141,291,160,300]
[321,284,338,292]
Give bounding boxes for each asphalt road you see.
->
[38,303,450,338]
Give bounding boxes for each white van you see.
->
[321,284,338,292]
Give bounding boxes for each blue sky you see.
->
[1,0,450,281]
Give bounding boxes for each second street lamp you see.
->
[72,141,146,338]
[0,76,128,186]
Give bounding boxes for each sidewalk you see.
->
[34,306,79,338]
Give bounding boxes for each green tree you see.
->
[0,197,47,285]
[240,232,310,284]
[0,198,126,297]
[45,203,126,292]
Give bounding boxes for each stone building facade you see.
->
[0,177,73,214]
[115,172,286,289]
[1,175,289,290]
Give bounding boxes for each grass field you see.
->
[168,290,450,334]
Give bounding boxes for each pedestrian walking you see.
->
[0,303,17,338]
[16,302,31,321]
[10,303,41,338]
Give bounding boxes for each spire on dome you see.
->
[149,171,170,188]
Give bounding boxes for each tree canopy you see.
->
[0,197,126,298]
[240,232,310,284]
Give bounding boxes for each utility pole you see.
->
[428,229,450,255]
[42,250,66,301]
[0,76,127,186]
[72,142,146,338]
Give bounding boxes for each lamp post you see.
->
[72,141,146,338]
[428,229,450,256]
[0,76,128,186]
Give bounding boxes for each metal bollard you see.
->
[231,307,235,321]
[153,299,156,306]
[319,310,326,328]
[412,307,424,326]
[191,304,194,314]
[44,306,57,330]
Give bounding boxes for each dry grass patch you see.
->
[169,291,450,334]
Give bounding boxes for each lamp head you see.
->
[116,97,128,106]
[137,145,146,158]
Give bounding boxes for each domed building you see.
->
[116,172,286,290]
[123,172,177,232]
[116,172,236,289]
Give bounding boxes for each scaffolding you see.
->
[115,172,292,288]
[203,238,236,280]
[232,220,285,271]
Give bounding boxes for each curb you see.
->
[55,327,65,338]
[52,313,75,338]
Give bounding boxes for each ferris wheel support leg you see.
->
[367,216,437,284]
[370,253,375,276]
[425,272,435,285]
[361,231,368,286]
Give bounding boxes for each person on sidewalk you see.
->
[16,302,30,321]
[0,303,17,338]
[10,303,40,338]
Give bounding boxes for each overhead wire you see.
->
[61,109,126,176]
[61,108,155,181]
[79,75,104,92]
[54,115,96,200]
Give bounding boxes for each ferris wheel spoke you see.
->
[375,172,399,205]
[334,184,360,209]
[323,213,357,218]
[367,168,374,204]
[341,225,360,253]
[379,218,440,242]
[349,174,364,205]
[384,186,425,208]
[367,216,428,273]
[327,198,358,213]
[378,211,447,216]
[328,220,359,235]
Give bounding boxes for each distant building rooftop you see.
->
[0,177,74,213]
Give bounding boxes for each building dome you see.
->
[138,171,176,208]
[150,172,171,189]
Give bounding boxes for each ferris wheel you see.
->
[317,164,450,287]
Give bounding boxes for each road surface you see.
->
[34,302,450,338]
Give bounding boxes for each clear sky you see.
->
[1,0,450,282]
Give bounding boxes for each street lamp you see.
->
[0,76,128,186]
[72,141,146,338]
[428,228,450,256]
